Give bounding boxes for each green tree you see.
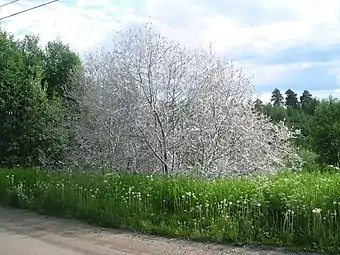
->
[285,107,313,148]
[261,103,287,122]
[300,90,312,108]
[285,89,299,108]
[271,88,284,106]
[0,29,66,167]
[43,38,81,99]
[17,34,44,78]
[299,90,318,115]
[253,98,264,112]
[310,98,340,166]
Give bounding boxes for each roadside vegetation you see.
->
[0,167,340,253]
[1,24,340,254]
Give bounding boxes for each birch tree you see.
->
[67,24,301,176]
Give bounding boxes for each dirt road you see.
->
[0,207,317,255]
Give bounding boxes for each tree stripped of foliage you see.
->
[66,24,301,177]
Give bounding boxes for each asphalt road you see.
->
[0,206,317,255]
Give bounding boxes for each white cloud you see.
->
[1,0,340,95]
[312,89,340,100]
[0,0,134,52]
[253,91,272,103]
[2,0,339,55]
[140,0,340,55]
[240,61,314,87]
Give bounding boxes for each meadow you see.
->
[0,167,339,254]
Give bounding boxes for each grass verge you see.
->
[0,168,339,253]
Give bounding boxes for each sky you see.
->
[1,0,340,102]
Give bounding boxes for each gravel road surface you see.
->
[0,206,318,255]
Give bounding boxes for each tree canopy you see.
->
[0,29,80,168]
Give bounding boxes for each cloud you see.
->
[239,44,340,65]
[0,0,141,52]
[1,0,340,98]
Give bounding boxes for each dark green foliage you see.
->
[17,34,45,79]
[253,98,263,112]
[270,88,284,106]
[310,98,340,166]
[261,103,287,123]
[43,38,81,99]
[0,29,78,168]
[285,89,299,109]
[300,90,317,115]
[256,90,340,166]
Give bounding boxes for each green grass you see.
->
[0,168,339,253]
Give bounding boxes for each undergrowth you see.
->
[0,168,339,253]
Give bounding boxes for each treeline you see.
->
[0,28,81,168]
[254,88,340,166]
[1,24,339,174]
[1,26,301,176]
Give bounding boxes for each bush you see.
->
[298,149,320,172]
[0,30,67,168]
[0,168,339,253]
[310,98,340,166]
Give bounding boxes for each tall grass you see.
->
[0,168,339,253]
